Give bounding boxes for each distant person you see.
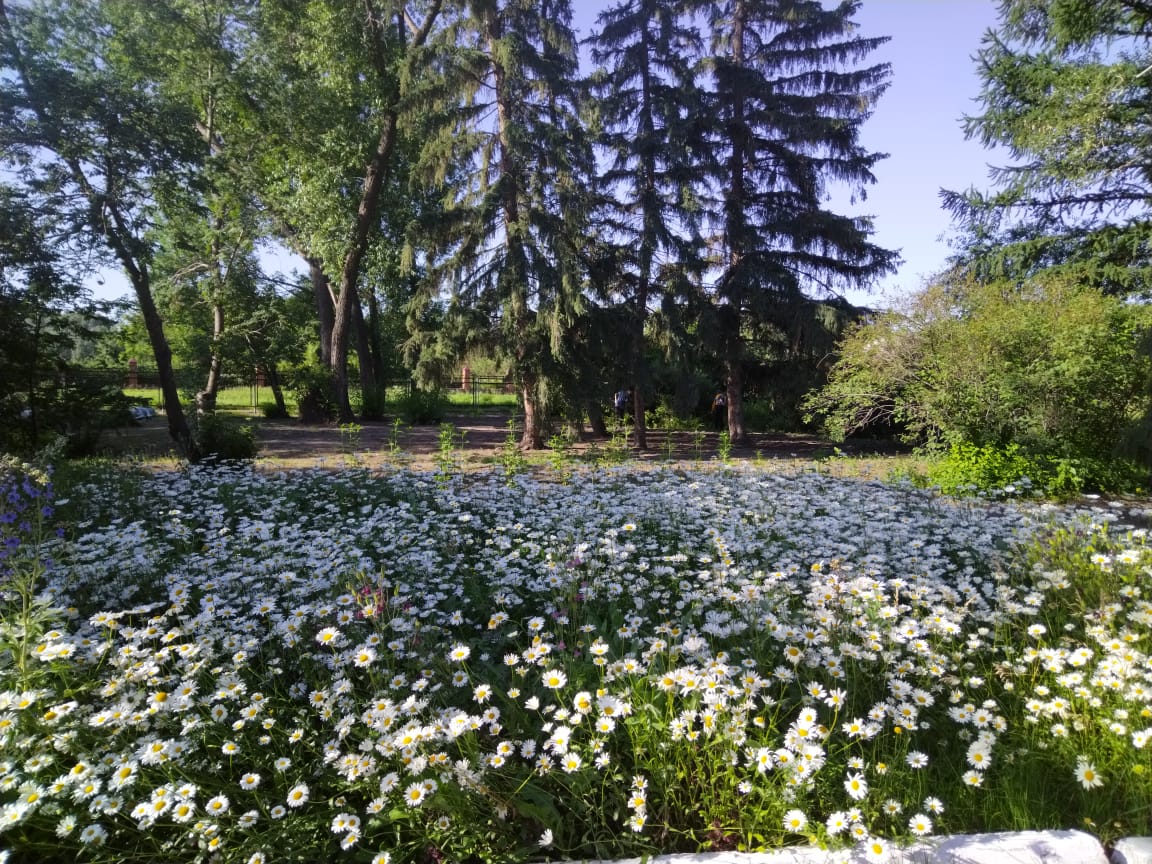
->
[614,389,629,421]
[711,390,727,431]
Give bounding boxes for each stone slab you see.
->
[1113,838,1152,864]
[576,829,1110,864]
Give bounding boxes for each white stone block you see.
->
[575,831,1109,864]
[1113,838,1152,864]
[919,830,1108,864]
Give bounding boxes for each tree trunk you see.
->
[352,287,380,418]
[197,302,224,413]
[266,362,288,417]
[630,19,658,451]
[366,284,387,385]
[329,2,442,422]
[309,257,335,367]
[486,7,546,449]
[722,0,750,449]
[329,114,395,422]
[586,399,608,437]
[0,2,196,458]
[631,388,647,449]
[139,274,196,457]
[725,357,748,446]
[521,375,544,450]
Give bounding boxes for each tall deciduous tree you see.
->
[588,0,707,449]
[414,0,591,448]
[697,0,896,443]
[0,0,203,458]
[103,0,264,412]
[943,0,1152,297]
[237,0,442,421]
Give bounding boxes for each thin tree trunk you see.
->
[366,285,387,385]
[521,375,544,450]
[266,363,287,416]
[27,312,40,450]
[308,257,335,367]
[329,1,442,422]
[0,0,196,457]
[725,357,748,445]
[197,302,224,412]
[723,0,750,447]
[485,6,546,449]
[586,399,608,438]
[352,288,379,418]
[630,19,658,451]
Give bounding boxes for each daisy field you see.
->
[0,457,1149,863]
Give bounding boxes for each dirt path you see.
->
[253,414,905,468]
[101,412,906,471]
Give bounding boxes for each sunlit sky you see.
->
[92,0,1004,309]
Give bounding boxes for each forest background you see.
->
[1,0,1150,495]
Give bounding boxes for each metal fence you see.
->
[60,365,516,414]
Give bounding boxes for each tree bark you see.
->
[352,287,380,418]
[197,302,224,412]
[265,362,287,417]
[484,5,546,449]
[308,257,335,367]
[725,355,747,445]
[630,17,659,451]
[521,375,544,450]
[586,399,608,438]
[366,285,387,385]
[722,0,750,446]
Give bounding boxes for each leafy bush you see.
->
[396,388,448,425]
[291,364,337,424]
[189,412,258,461]
[742,400,777,433]
[647,403,699,432]
[924,442,1147,498]
[805,275,1152,477]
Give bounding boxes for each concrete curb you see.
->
[1113,838,1152,864]
[579,830,1147,863]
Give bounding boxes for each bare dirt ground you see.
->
[101,412,909,474]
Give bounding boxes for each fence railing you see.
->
[31,365,524,416]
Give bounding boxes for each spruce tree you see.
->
[588,0,708,449]
[943,0,1152,297]
[697,0,897,442]
[413,0,590,449]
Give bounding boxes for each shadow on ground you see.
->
[96,412,908,472]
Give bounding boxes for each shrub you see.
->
[189,412,258,461]
[291,365,337,424]
[924,442,1148,498]
[805,275,1152,474]
[396,388,448,425]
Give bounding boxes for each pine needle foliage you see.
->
[410,0,592,449]
[694,0,898,442]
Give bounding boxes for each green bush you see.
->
[742,400,776,433]
[190,412,258,461]
[396,388,448,425]
[291,365,337,424]
[925,442,1148,498]
[805,275,1152,478]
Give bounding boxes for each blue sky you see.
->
[93,0,1004,308]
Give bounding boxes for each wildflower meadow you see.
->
[1,457,1150,863]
